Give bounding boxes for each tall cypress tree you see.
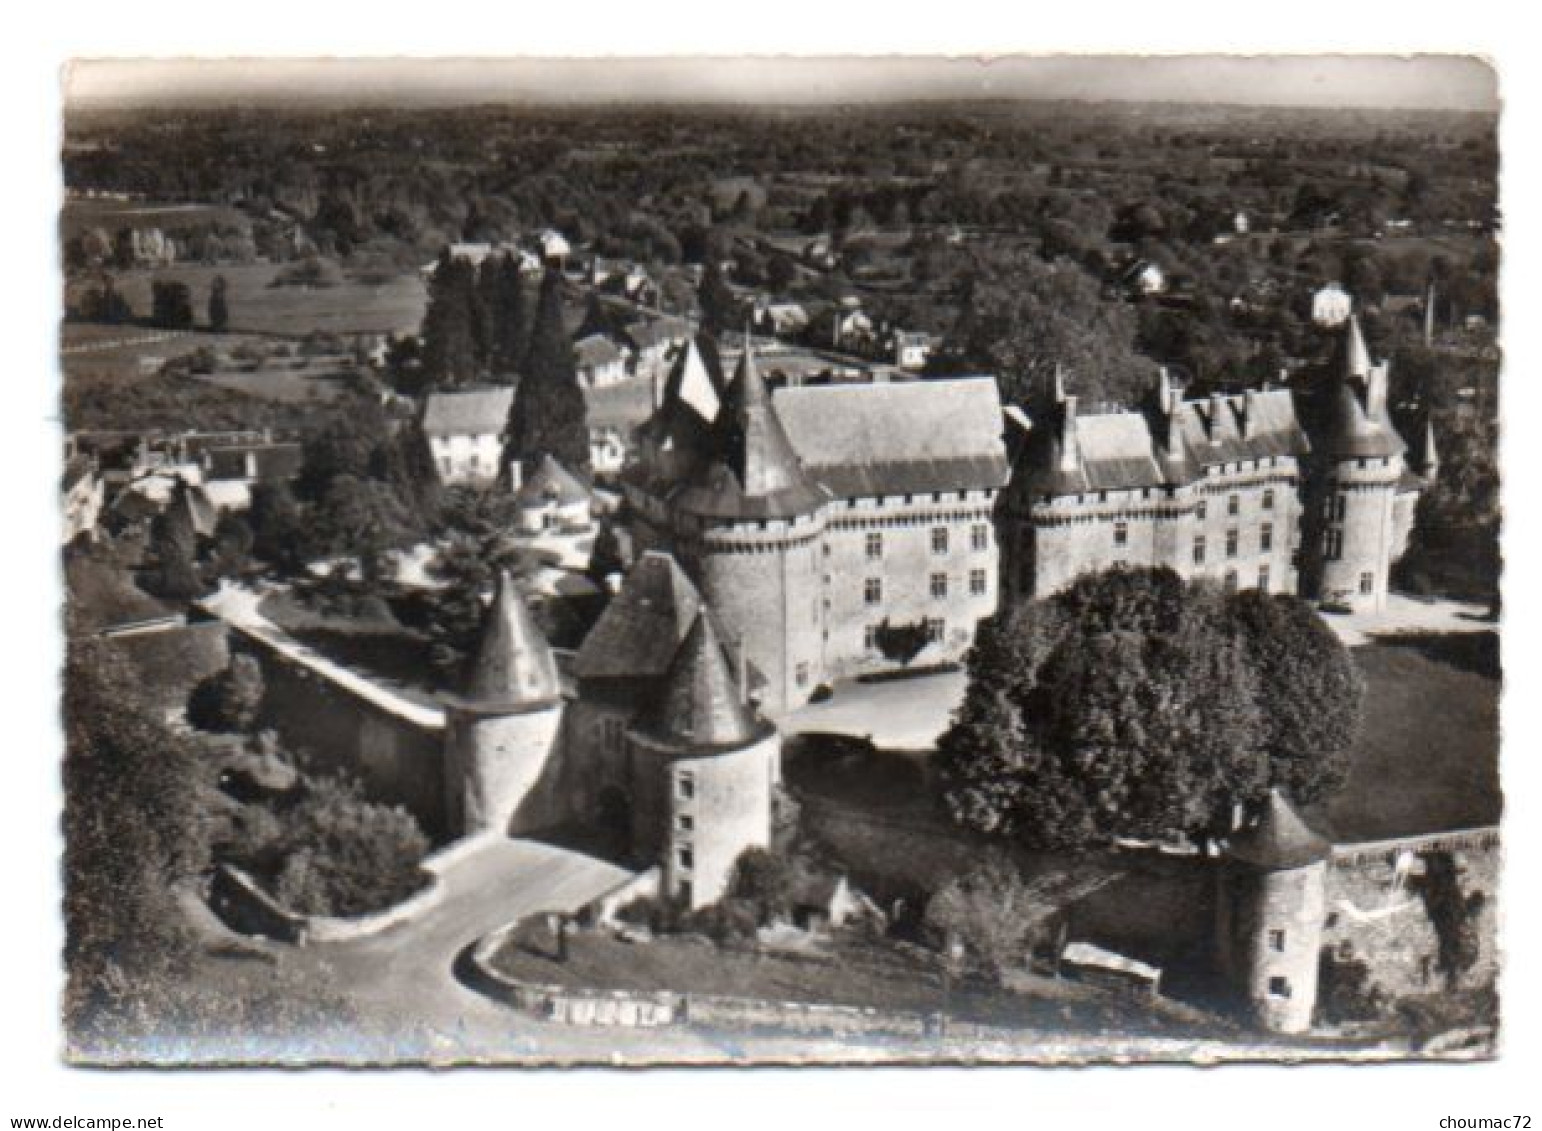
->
[505,268,590,477]
[490,254,531,380]
[420,252,479,390]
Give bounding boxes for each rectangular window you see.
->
[864,578,882,605]
[1197,500,1208,521]
[1268,976,1291,999]
[1263,488,1276,511]
[1260,522,1273,553]
[677,845,693,871]
[866,531,883,559]
[1268,929,1286,952]
[1258,565,1271,591]
[971,523,990,551]
[1228,493,1240,516]
[795,662,809,687]
[969,568,988,596]
[932,527,949,555]
[1114,520,1129,548]
[863,625,879,650]
[1226,529,1239,558]
[676,814,694,832]
[1193,536,1206,565]
[1360,571,1375,596]
[1224,570,1239,592]
[930,573,948,599]
[1325,528,1344,561]
[676,771,695,801]
[1328,493,1347,523]
[925,617,945,642]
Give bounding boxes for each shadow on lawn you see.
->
[1372,630,1501,680]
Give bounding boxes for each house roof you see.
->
[452,571,560,713]
[421,387,515,438]
[1225,790,1331,870]
[625,316,693,351]
[574,333,626,369]
[773,377,1011,498]
[637,614,767,751]
[516,454,591,507]
[572,552,707,682]
[204,443,305,483]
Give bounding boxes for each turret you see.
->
[1215,790,1331,1034]
[626,615,779,908]
[441,571,564,837]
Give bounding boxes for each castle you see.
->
[999,316,1436,611]
[621,336,1010,714]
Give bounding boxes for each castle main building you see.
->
[622,337,1010,714]
[1000,317,1435,611]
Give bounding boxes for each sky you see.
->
[65,55,1498,113]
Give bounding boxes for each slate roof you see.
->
[422,387,515,438]
[203,443,305,483]
[637,614,768,751]
[453,571,561,712]
[572,552,707,682]
[1225,790,1332,870]
[516,454,591,507]
[772,377,1011,498]
[1310,317,1407,461]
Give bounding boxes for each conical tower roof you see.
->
[1225,789,1331,870]
[640,614,765,751]
[460,571,560,711]
[1315,317,1406,461]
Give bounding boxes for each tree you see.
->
[504,268,591,475]
[696,261,739,335]
[727,847,795,926]
[249,482,315,575]
[1226,590,1364,803]
[419,252,481,389]
[144,495,205,601]
[150,279,195,330]
[936,568,1343,851]
[207,275,229,332]
[187,654,266,733]
[924,854,1045,981]
[873,618,931,669]
[488,254,531,377]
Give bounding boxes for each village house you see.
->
[61,454,105,545]
[573,333,631,389]
[421,386,516,488]
[514,454,593,534]
[624,315,694,384]
[589,425,629,478]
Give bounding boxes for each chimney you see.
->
[245,450,259,480]
[1208,391,1227,444]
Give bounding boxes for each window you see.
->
[1260,522,1273,553]
[925,618,945,642]
[1268,929,1286,953]
[1114,520,1129,548]
[676,771,695,801]
[795,662,810,688]
[866,532,883,560]
[1224,570,1239,592]
[1257,565,1271,591]
[932,527,949,555]
[930,573,948,599]
[1228,493,1240,516]
[1360,571,1375,596]
[676,814,694,832]
[1268,976,1291,999]
[864,625,879,650]
[971,523,990,551]
[1325,528,1344,561]
[1197,500,1208,521]
[441,456,454,477]
[1327,493,1347,523]
[1263,488,1276,511]
[1226,529,1239,558]
[864,578,882,606]
[1192,536,1206,565]
[969,568,988,596]
[677,845,694,871]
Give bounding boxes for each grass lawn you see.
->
[492,923,1220,1038]
[1306,633,1502,843]
[67,262,427,339]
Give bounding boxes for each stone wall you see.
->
[102,618,230,717]
[1323,828,1501,999]
[231,628,450,841]
[208,861,443,945]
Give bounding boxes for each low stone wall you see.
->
[585,867,662,924]
[208,861,442,946]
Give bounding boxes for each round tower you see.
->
[441,571,564,838]
[672,338,829,715]
[625,614,779,910]
[1215,789,1332,1034]
[1304,316,1407,612]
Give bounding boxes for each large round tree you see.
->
[937,567,1360,850]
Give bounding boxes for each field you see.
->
[59,198,248,240]
[1306,633,1502,843]
[66,261,427,339]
